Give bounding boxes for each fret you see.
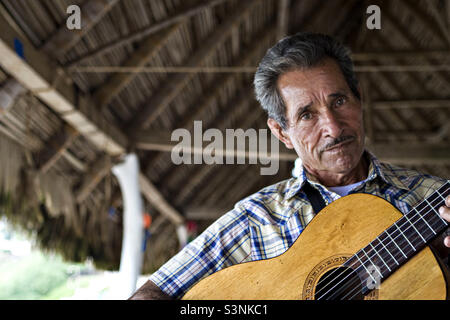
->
[368,242,391,272]
[385,224,413,259]
[412,207,437,236]
[437,182,450,199]
[396,216,428,257]
[361,247,384,279]
[425,197,440,221]
[344,182,450,295]
[436,193,448,226]
[373,235,399,267]
[355,252,375,282]
[384,229,407,259]
[393,222,416,252]
[402,214,426,243]
[407,206,436,243]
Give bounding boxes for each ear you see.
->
[267,118,294,149]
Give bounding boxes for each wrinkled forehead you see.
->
[277,58,348,92]
[277,59,350,107]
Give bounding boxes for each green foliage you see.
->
[0,251,87,300]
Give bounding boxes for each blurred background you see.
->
[0,0,449,299]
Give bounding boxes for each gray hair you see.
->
[253,32,360,129]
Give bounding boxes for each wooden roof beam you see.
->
[188,166,235,207]
[0,4,127,156]
[400,0,450,47]
[369,32,443,131]
[138,172,184,226]
[125,0,260,134]
[352,50,450,61]
[382,3,450,85]
[0,4,184,226]
[142,25,277,174]
[202,166,250,208]
[42,0,120,58]
[65,0,228,67]
[174,104,266,206]
[368,143,450,165]
[92,23,180,108]
[0,78,26,116]
[447,0,450,32]
[372,99,450,109]
[277,0,290,39]
[134,126,295,161]
[34,123,79,174]
[161,93,260,194]
[290,0,335,33]
[75,154,113,203]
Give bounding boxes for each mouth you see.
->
[323,137,355,152]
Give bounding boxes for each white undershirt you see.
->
[328,181,365,197]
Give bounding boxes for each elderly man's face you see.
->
[270,58,365,180]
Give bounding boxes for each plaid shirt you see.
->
[149,151,447,299]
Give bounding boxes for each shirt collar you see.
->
[285,150,409,200]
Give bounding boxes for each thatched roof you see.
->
[0,0,449,273]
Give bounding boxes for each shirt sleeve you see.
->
[148,203,252,299]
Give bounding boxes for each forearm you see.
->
[128,280,175,300]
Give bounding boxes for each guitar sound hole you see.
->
[314,267,364,300]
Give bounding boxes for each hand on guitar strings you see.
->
[439,195,450,248]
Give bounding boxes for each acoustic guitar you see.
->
[182,181,449,300]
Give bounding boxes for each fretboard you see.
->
[344,181,450,295]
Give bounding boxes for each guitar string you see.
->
[316,185,449,300]
[342,214,447,300]
[318,208,446,300]
[314,184,449,299]
[319,189,449,298]
[324,209,446,300]
[313,184,449,300]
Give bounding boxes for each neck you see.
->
[344,181,450,296]
[306,154,368,187]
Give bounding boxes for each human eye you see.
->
[334,96,347,107]
[300,112,312,120]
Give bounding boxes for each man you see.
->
[129,32,450,300]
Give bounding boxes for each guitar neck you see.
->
[344,181,450,294]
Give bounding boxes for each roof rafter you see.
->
[277,0,290,39]
[73,0,265,208]
[34,123,79,174]
[141,24,278,175]
[125,0,260,134]
[0,4,127,155]
[0,3,184,226]
[174,104,266,207]
[382,2,450,85]
[42,0,120,58]
[64,0,228,68]
[370,23,443,132]
[92,23,180,108]
[400,0,450,46]
[134,125,295,162]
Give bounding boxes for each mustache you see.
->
[321,135,355,153]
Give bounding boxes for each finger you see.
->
[444,236,450,248]
[439,206,450,222]
[446,195,450,207]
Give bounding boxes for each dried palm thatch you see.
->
[0,0,449,274]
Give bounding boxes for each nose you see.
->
[321,109,344,138]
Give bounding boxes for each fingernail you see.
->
[439,207,444,215]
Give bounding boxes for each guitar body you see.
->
[182,194,447,300]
